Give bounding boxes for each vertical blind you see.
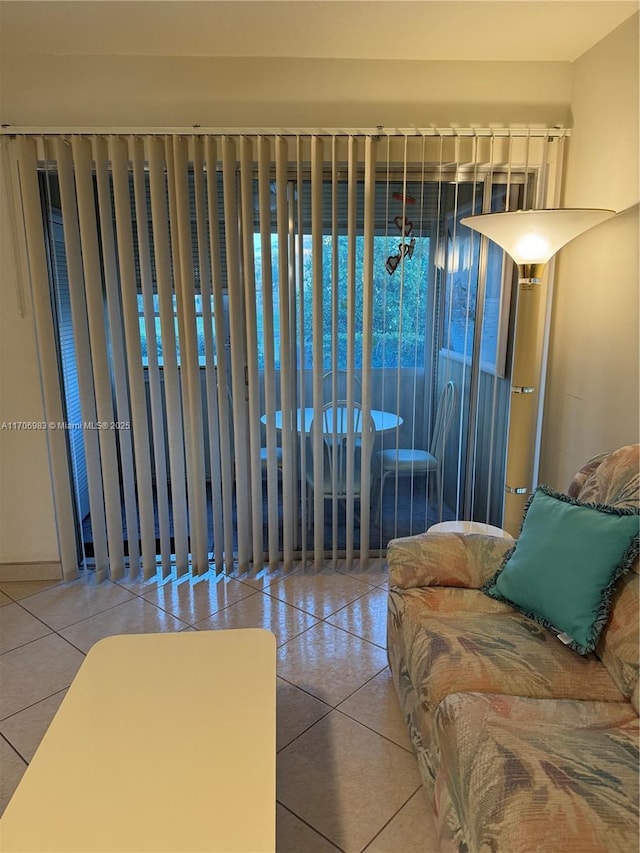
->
[4,130,565,582]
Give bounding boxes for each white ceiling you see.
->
[0,0,637,63]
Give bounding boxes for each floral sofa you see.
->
[387,445,639,852]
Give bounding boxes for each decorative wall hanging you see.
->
[386,210,416,275]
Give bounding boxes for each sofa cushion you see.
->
[575,445,640,701]
[394,590,623,709]
[570,443,640,510]
[389,586,624,759]
[483,486,639,654]
[433,692,639,853]
[595,560,639,701]
[390,585,515,618]
[388,530,514,591]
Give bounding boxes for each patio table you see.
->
[262,406,403,435]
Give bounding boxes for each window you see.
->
[138,294,214,367]
[254,234,430,370]
[440,183,518,376]
[440,236,511,374]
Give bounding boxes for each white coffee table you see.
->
[0,629,276,853]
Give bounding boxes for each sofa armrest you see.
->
[387,531,514,590]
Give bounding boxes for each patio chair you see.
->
[305,401,376,530]
[227,387,282,473]
[322,369,361,404]
[373,380,457,523]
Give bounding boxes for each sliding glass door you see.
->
[6,130,564,580]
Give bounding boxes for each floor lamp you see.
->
[460,208,615,535]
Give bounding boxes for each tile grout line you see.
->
[33,590,196,635]
[0,582,64,604]
[324,662,389,707]
[359,783,424,853]
[272,622,322,650]
[0,600,55,656]
[0,627,84,664]
[262,588,332,619]
[116,578,268,627]
[50,626,92,658]
[275,673,335,709]
[0,687,69,726]
[267,583,380,628]
[318,606,388,650]
[322,603,388,650]
[276,705,334,754]
[276,801,346,853]
[332,706,416,756]
[0,730,29,767]
[191,598,322,640]
[263,575,371,617]
[276,615,387,658]
[16,586,141,632]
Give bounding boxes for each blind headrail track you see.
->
[0,126,571,139]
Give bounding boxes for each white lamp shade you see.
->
[460,209,615,265]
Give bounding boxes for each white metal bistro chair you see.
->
[322,370,362,404]
[305,401,376,530]
[374,380,457,523]
[228,387,283,473]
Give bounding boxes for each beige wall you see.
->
[540,13,640,489]
[1,56,572,129]
[0,178,60,566]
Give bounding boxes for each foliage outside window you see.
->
[138,294,211,367]
[254,234,430,370]
[440,184,515,377]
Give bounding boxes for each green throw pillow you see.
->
[482,486,639,654]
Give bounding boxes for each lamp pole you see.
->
[503,270,546,534]
[461,209,615,535]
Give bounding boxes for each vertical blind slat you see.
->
[54,137,109,579]
[110,137,158,579]
[258,138,280,569]
[463,136,488,520]
[71,137,125,580]
[286,178,300,552]
[191,137,223,573]
[411,137,428,535]
[240,137,265,573]
[428,135,445,529]
[391,137,410,536]
[359,135,376,566]
[344,136,357,562]
[222,136,251,572]
[14,137,79,580]
[295,137,308,558]
[93,137,141,577]
[310,136,325,566]
[276,136,295,569]
[328,137,339,567]
[169,137,208,574]
[161,137,191,576]
[128,139,171,578]
[147,137,189,575]
[204,137,235,573]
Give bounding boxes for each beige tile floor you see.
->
[0,561,440,852]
